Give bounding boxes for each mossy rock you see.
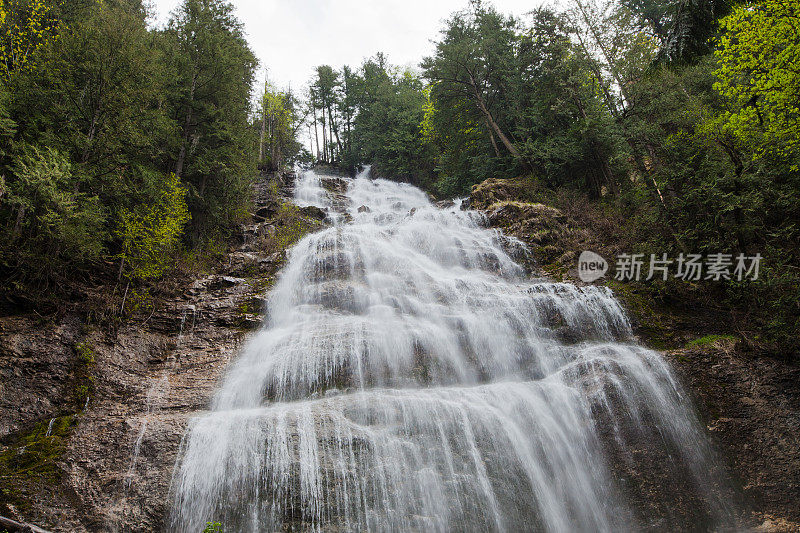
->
[0,415,76,515]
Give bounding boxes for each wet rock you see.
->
[436,199,455,209]
[357,205,370,213]
[238,314,262,330]
[300,205,327,221]
[479,199,584,271]
[208,275,245,290]
[320,177,347,194]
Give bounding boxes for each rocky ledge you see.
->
[0,173,326,532]
[470,177,800,532]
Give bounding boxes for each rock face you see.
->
[469,178,591,276]
[470,177,539,210]
[0,174,326,532]
[469,176,800,531]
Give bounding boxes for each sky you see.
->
[148,0,548,94]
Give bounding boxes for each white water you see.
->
[169,170,735,531]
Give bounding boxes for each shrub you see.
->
[116,173,190,281]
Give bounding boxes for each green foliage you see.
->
[325,0,799,351]
[203,522,223,533]
[74,340,95,365]
[272,202,313,250]
[349,59,434,185]
[0,0,275,298]
[164,0,258,238]
[259,82,302,171]
[0,0,61,79]
[307,56,435,186]
[0,145,106,284]
[116,173,190,281]
[713,0,800,166]
[72,338,95,407]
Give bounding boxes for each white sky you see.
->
[147,0,548,93]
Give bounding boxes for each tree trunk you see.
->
[312,106,320,162]
[485,118,501,158]
[259,100,266,164]
[466,71,520,158]
[0,514,53,533]
[327,104,343,162]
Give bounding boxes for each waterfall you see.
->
[169,169,736,532]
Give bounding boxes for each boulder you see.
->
[435,199,455,209]
[320,177,348,194]
[299,205,327,221]
[470,177,539,210]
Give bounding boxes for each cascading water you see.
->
[169,169,737,532]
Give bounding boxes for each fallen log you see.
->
[0,516,52,533]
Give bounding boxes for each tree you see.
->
[310,65,342,163]
[336,55,434,185]
[116,172,190,281]
[712,0,800,165]
[422,4,522,161]
[164,0,258,238]
[259,82,302,171]
[0,0,60,79]
[0,146,105,284]
[9,1,171,201]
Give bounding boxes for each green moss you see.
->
[74,340,95,365]
[606,280,673,349]
[274,202,314,250]
[686,334,737,348]
[0,415,76,514]
[72,339,96,409]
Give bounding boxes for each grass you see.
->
[686,334,738,349]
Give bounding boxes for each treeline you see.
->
[311,0,799,349]
[305,57,433,181]
[0,0,301,299]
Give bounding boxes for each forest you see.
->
[306,0,799,353]
[0,0,302,295]
[0,0,798,351]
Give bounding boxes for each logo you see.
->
[578,251,608,282]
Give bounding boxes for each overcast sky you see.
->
[148,0,548,93]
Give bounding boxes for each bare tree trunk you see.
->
[312,105,320,162]
[485,118,501,158]
[327,104,343,163]
[11,205,25,240]
[259,100,266,164]
[321,113,328,164]
[465,70,520,159]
